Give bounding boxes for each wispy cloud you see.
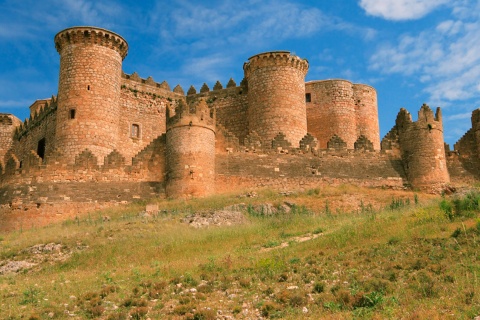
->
[369,1,480,109]
[359,0,449,21]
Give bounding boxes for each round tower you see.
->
[396,104,449,188]
[166,100,216,198]
[472,109,480,158]
[353,84,380,150]
[244,51,308,147]
[305,80,356,149]
[54,26,128,164]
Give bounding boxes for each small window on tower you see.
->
[69,109,76,119]
[131,124,140,138]
[305,93,311,103]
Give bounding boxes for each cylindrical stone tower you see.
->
[472,109,480,158]
[353,84,380,150]
[54,26,128,164]
[396,104,450,188]
[166,100,216,198]
[244,51,309,147]
[305,80,356,149]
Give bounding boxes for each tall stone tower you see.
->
[54,26,128,164]
[472,109,480,158]
[305,80,380,150]
[244,51,309,147]
[353,84,380,150]
[165,100,216,198]
[396,104,449,188]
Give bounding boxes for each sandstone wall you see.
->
[215,151,406,193]
[9,104,57,168]
[0,114,21,169]
[187,85,249,144]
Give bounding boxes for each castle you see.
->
[1,26,479,212]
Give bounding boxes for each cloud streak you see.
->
[359,0,449,21]
[369,1,480,110]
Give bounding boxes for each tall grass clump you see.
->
[440,190,480,221]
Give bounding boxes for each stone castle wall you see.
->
[0,114,22,169]
[2,26,480,212]
[186,84,249,144]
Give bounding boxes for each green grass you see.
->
[0,187,479,319]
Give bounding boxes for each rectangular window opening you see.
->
[131,124,140,138]
[37,138,46,160]
[305,93,311,103]
[69,109,76,119]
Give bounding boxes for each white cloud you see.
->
[369,1,480,108]
[359,0,449,21]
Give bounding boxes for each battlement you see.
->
[472,109,480,126]
[122,72,174,92]
[396,104,443,133]
[0,114,21,126]
[54,26,128,59]
[15,97,57,140]
[243,51,309,78]
[167,99,215,131]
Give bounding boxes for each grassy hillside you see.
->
[0,186,479,319]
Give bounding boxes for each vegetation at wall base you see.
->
[0,186,479,319]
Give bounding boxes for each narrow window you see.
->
[87,85,90,91]
[37,138,46,160]
[305,93,311,103]
[69,109,76,119]
[131,124,140,138]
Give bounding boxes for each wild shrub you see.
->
[191,309,216,320]
[313,282,325,293]
[352,291,384,309]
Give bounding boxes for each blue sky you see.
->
[1,0,479,147]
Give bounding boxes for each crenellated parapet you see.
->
[55,26,128,60]
[14,97,57,140]
[0,114,22,168]
[167,99,215,130]
[396,104,449,188]
[243,51,308,79]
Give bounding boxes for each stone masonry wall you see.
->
[187,85,249,144]
[245,51,308,147]
[10,107,57,167]
[119,84,172,163]
[215,151,406,193]
[0,114,22,169]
